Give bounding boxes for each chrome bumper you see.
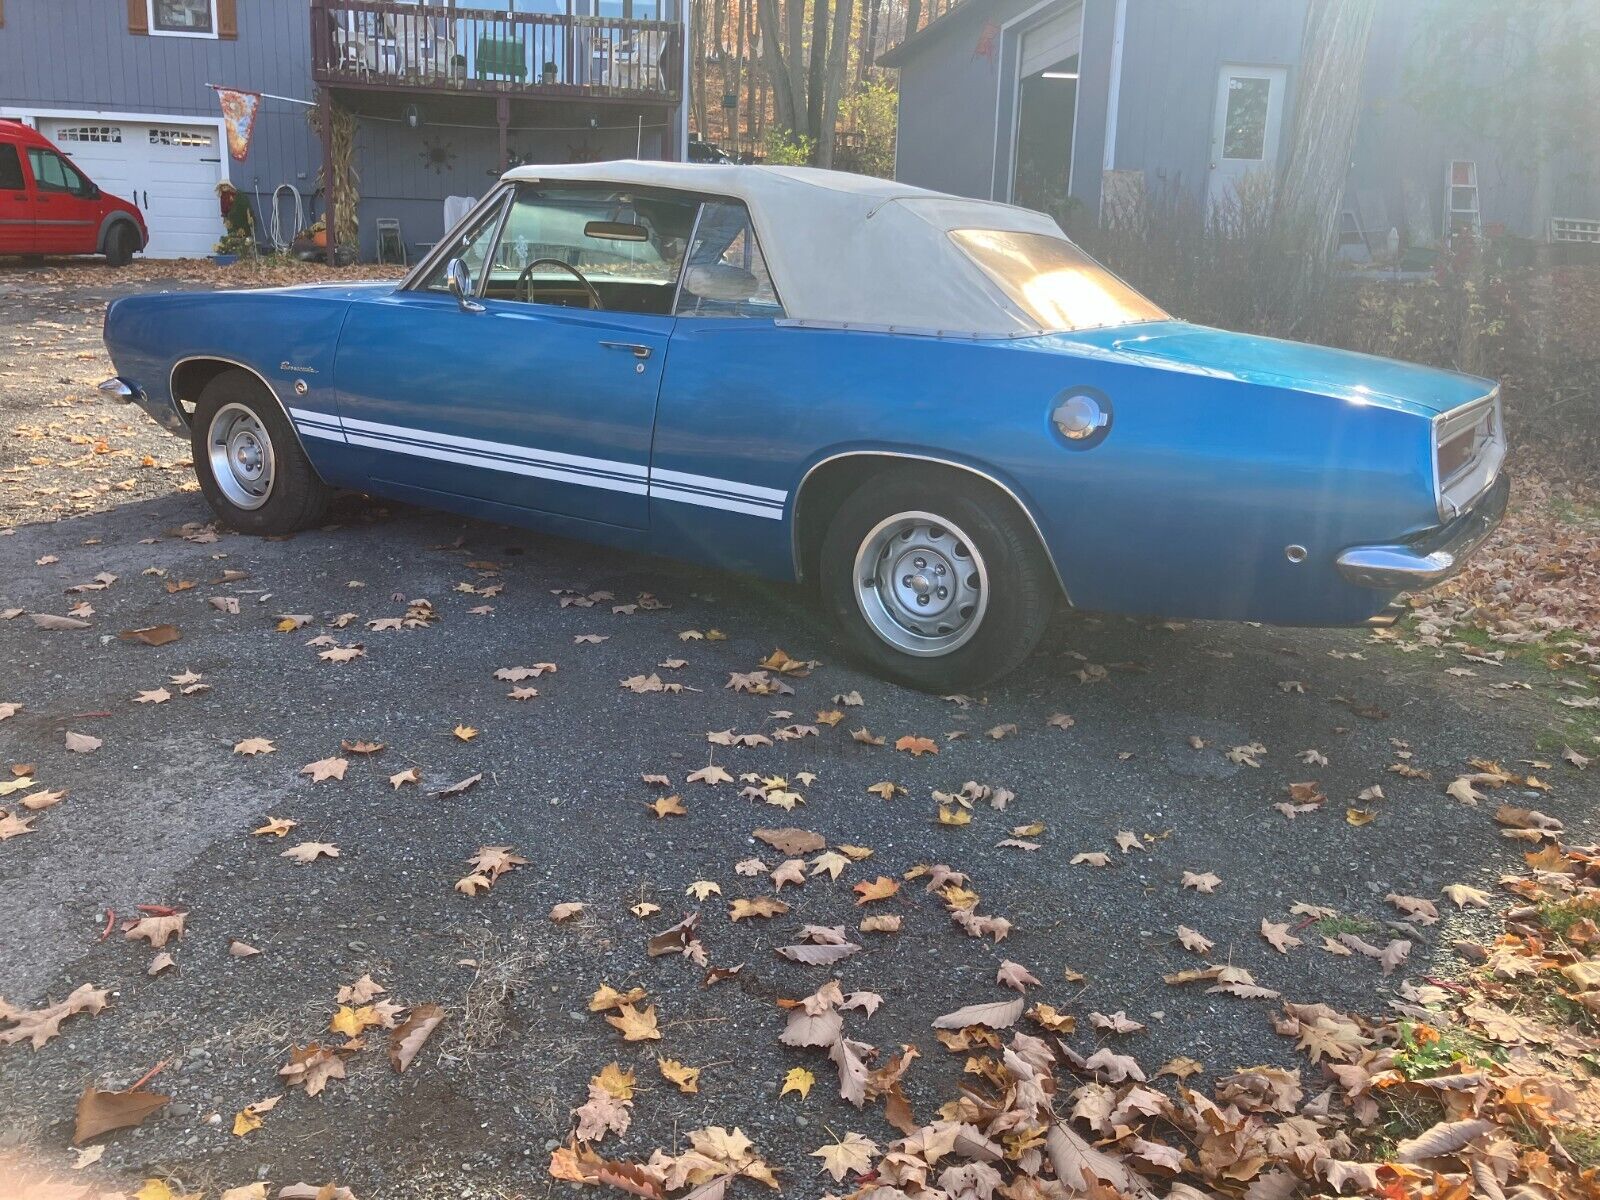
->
[98,376,139,402]
[1337,473,1509,590]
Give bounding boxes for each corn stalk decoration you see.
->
[307,102,360,249]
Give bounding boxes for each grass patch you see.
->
[1312,913,1383,939]
[1552,495,1600,528]
[1390,1020,1501,1080]
[1536,895,1600,944]
[1563,1127,1600,1170]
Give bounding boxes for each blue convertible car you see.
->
[102,161,1507,688]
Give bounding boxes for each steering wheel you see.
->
[516,258,603,310]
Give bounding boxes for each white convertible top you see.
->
[501,160,1069,337]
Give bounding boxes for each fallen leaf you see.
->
[74,1085,170,1144]
[781,1066,815,1099]
[389,1003,446,1072]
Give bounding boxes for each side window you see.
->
[27,148,89,195]
[0,145,25,192]
[675,201,783,318]
[485,185,697,315]
[421,196,506,294]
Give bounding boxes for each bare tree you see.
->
[756,0,803,134]
[806,0,830,141]
[1272,0,1378,315]
[817,0,856,166]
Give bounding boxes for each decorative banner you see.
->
[214,88,261,161]
[974,20,999,60]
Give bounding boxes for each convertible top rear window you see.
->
[949,229,1168,333]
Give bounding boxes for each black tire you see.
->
[818,470,1056,690]
[104,223,138,267]
[191,370,332,535]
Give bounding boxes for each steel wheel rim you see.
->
[853,510,989,657]
[207,402,275,510]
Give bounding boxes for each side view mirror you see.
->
[446,257,484,312]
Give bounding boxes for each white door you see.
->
[40,118,224,258]
[1206,66,1287,212]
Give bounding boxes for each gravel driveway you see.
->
[1,262,1593,1199]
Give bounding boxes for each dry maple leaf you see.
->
[895,734,939,757]
[1181,870,1222,893]
[605,1002,661,1041]
[997,960,1042,991]
[754,827,825,855]
[1260,919,1303,953]
[252,816,297,838]
[1443,883,1491,908]
[811,1131,877,1182]
[124,912,185,948]
[278,1044,346,1096]
[731,896,791,921]
[74,1084,169,1144]
[389,767,420,789]
[300,757,348,782]
[389,1003,446,1072]
[233,737,275,756]
[280,842,339,864]
[658,1057,701,1094]
[860,913,902,934]
[0,812,36,841]
[686,764,734,786]
[63,731,101,754]
[1071,851,1111,867]
[0,982,109,1049]
[1176,925,1214,954]
[134,687,171,705]
[648,794,687,818]
[550,902,587,922]
[852,874,900,905]
[1385,893,1440,925]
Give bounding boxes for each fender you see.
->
[169,355,328,484]
[790,446,1072,602]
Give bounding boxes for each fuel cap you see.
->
[1053,393,1109,440]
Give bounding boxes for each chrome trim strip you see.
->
[1339,472,1508,590]
[774,318,1044,342]
[98,377,137,401]
[670,201,707,317]
[790,450,1071,602]
[168,355,324,479]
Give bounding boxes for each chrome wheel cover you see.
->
[853,510,989,657]
[207,402,275,510]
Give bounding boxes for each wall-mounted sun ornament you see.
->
[419,137,457,174]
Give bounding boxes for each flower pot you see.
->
[312,230,328,249]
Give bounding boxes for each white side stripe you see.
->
[291,410,785,516]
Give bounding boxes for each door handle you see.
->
[599,341,652,360]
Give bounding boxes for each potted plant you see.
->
[303,219,328,249]
[542,59,559,85]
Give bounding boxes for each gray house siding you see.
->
[1107,0,1304,204]
[0,0,316,250]
[1,1,681,260]
[890,0,1113,219]
[889,0,1598,243]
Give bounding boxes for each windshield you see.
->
[949,228,1169,333]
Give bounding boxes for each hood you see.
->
[1048,321,1495,418]
[249,281,400,301]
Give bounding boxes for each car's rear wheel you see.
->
[818,471,1055,690]
[104,223,138,267]
[191,370,330,535]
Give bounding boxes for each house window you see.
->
[150,128,214,147]
[150,0,216,37]
[56,126,124,144]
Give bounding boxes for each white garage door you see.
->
[41,118,224,259]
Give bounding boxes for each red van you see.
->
[0,119,148,265]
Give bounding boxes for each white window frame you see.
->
[148,0,219,40]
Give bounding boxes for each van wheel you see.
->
[818,471,1055,690]
[191,369,331,535]
[104,224,138,267]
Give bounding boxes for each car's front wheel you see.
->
[104,223,138,267]
[818,471,1055,690]
[191,370,331,535]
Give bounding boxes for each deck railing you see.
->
[311,1,681,101]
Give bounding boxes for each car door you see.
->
[0,140,32,254]
[25,144,101,254]
[332,184,695,529]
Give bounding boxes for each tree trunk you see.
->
[904,0,921,42]
[713,0,732,140]
[756,0,799,133]
[692,0,709,138]
[817,0,855,167]
[1272,0,1378,319]
[784,0,808,127]
[805,0,829,146]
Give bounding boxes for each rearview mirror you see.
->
[584,220,649,243]
[446,258,484,312]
